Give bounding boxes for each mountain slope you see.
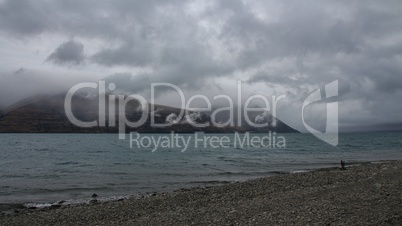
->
[0,94,299,133]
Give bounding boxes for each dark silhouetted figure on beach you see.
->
[340,160,346,170]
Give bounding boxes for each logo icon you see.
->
[302,80,338,146]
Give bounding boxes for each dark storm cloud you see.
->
[0,0,401,129]
[47,40,85,65]
[0,0,53,35]
[92,43,153,67]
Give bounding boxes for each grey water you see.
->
[0,132,401,206]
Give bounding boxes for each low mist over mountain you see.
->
[0,94,298,133]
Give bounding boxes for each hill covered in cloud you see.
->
[0,93,299,133]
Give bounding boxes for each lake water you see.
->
[0,132,401,206]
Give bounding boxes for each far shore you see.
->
[1,160,401,225]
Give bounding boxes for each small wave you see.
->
[24,203,52,208]
[35,148,51,152]
[186,180,231,185]
[371,160,390,164]
[210,171,275,177]
[290,170,309,174]
[22,195,130,210]
[217,156,238,163]
[343,144,364,148]
[113,162,133,166]
[107,172,129,175]
[26,186,113,194]
[56,161,80,165]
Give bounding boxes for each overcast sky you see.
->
[0,0,401,132]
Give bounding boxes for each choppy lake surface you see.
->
[0,132,401,206]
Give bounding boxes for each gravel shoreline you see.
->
[1,160,401,225]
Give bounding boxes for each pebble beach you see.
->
[1,160,401,225]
